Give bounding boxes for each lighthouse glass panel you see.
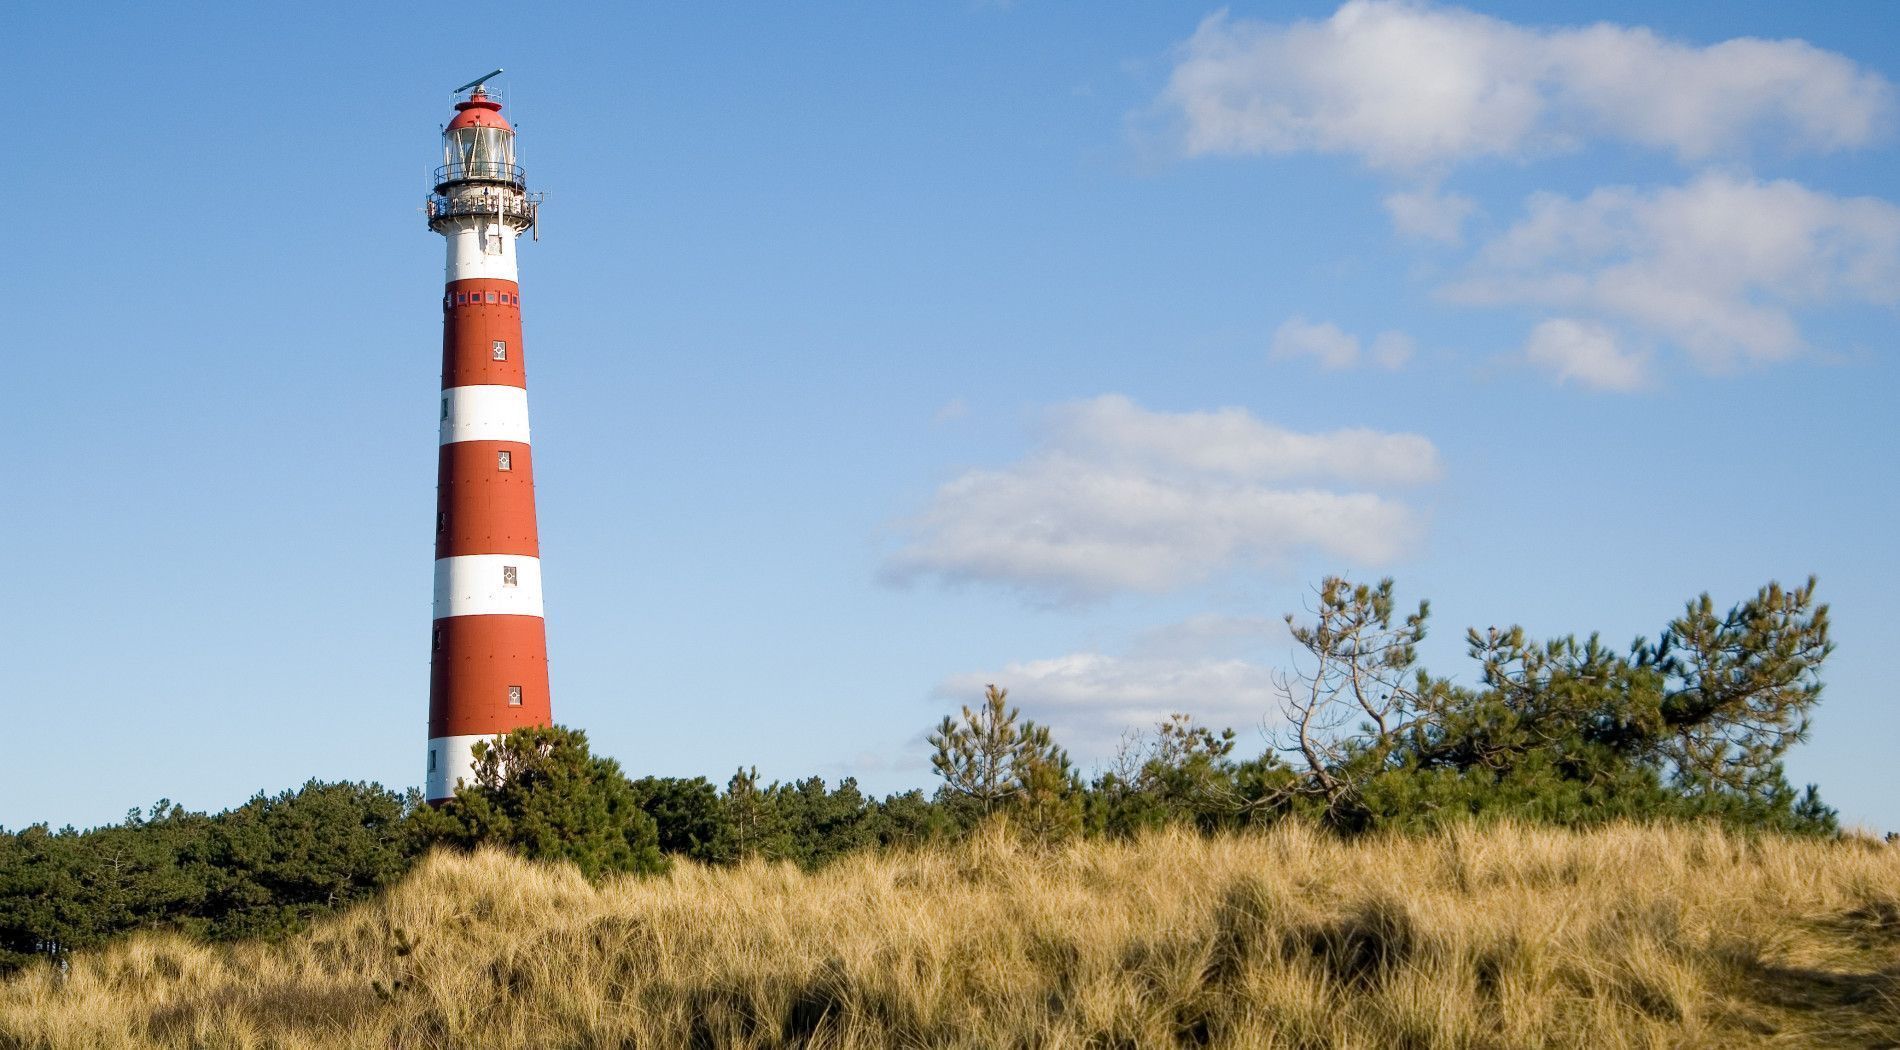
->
[445,126,515,181]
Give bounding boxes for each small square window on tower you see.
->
[440,397,450,421]
[502,565,518,587]
[486,292,498,304]
[492,339,508,361]
[507,685,523,707]
[429,749,437,772]
[497,449,512,471]
[432,625,443,651]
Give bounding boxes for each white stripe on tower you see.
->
[426,734,498,802]
[433,555,546,618]
[439,386,532,444]
[445,224,519,282]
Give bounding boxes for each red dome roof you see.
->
[446,88,513,133]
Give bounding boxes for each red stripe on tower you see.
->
[423,78,550,802]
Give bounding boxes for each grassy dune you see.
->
[3,822,1897,1048]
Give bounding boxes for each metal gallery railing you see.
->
[434,161,527,189]
[425,191,540,230]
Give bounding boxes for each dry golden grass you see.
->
[2,822,1897,1048]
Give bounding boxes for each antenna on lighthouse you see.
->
[453,69,505,96]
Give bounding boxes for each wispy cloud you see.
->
[1270,318,1415,371]
[1269,318,1359,369]
[882,395,1438,604]
[1522,318,1649,392]
[1384,186,1479,245]
[932,398,970,424]
[936,614,1286,759]
[1450,174,1900,373]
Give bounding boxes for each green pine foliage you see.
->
[628,776,726,863]
[1265,576,1838,835]
[0,781,412,972]
[929,684,1084,841]
[718,765,792,862]
[1088,715,1257,837]
[201,780,414,938]
[412,725,666,880]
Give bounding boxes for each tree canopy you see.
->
[412,725,666,879]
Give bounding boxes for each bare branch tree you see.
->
[1272,576,1432,806]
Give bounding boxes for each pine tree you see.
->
[1647,576,1832,799]
[929,685,1080,840]
[1273,576,1838,833]
[719,766,790,862]
[416,725,665,878]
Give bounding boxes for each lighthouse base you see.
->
[426,733,499,803]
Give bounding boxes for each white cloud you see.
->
[1271,318,1416,371]
[1047,394,1439,486]
[1127,613,1287,662]
[1269,317,1359,369]
[1384,187,1478,244]
[1368,330,1416,369]
[932,398,969,423]
[936,615,1286,758]
[1156,2,1893,170]
[1449,173,1900,369]
[882,395,1437,603]
[1523,318,1648,391]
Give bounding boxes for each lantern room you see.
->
[438,86,522,189]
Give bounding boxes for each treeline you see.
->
[0,782,411,973]
[0,765,956,973]
[0,576,1845,975]
[882,574,1841,842]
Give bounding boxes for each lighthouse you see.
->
[424,74,550,802]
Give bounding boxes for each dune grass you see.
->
[2,821,1896,1048]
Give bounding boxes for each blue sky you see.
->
[9,2,1897,831]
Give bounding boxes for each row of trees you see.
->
[0,576,1841,974]
[412,726,961,877]
[928,576,1839,837]
[0,781,411,972]
[0,758,947,973]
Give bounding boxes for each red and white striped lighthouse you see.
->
[424,75,550,802]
